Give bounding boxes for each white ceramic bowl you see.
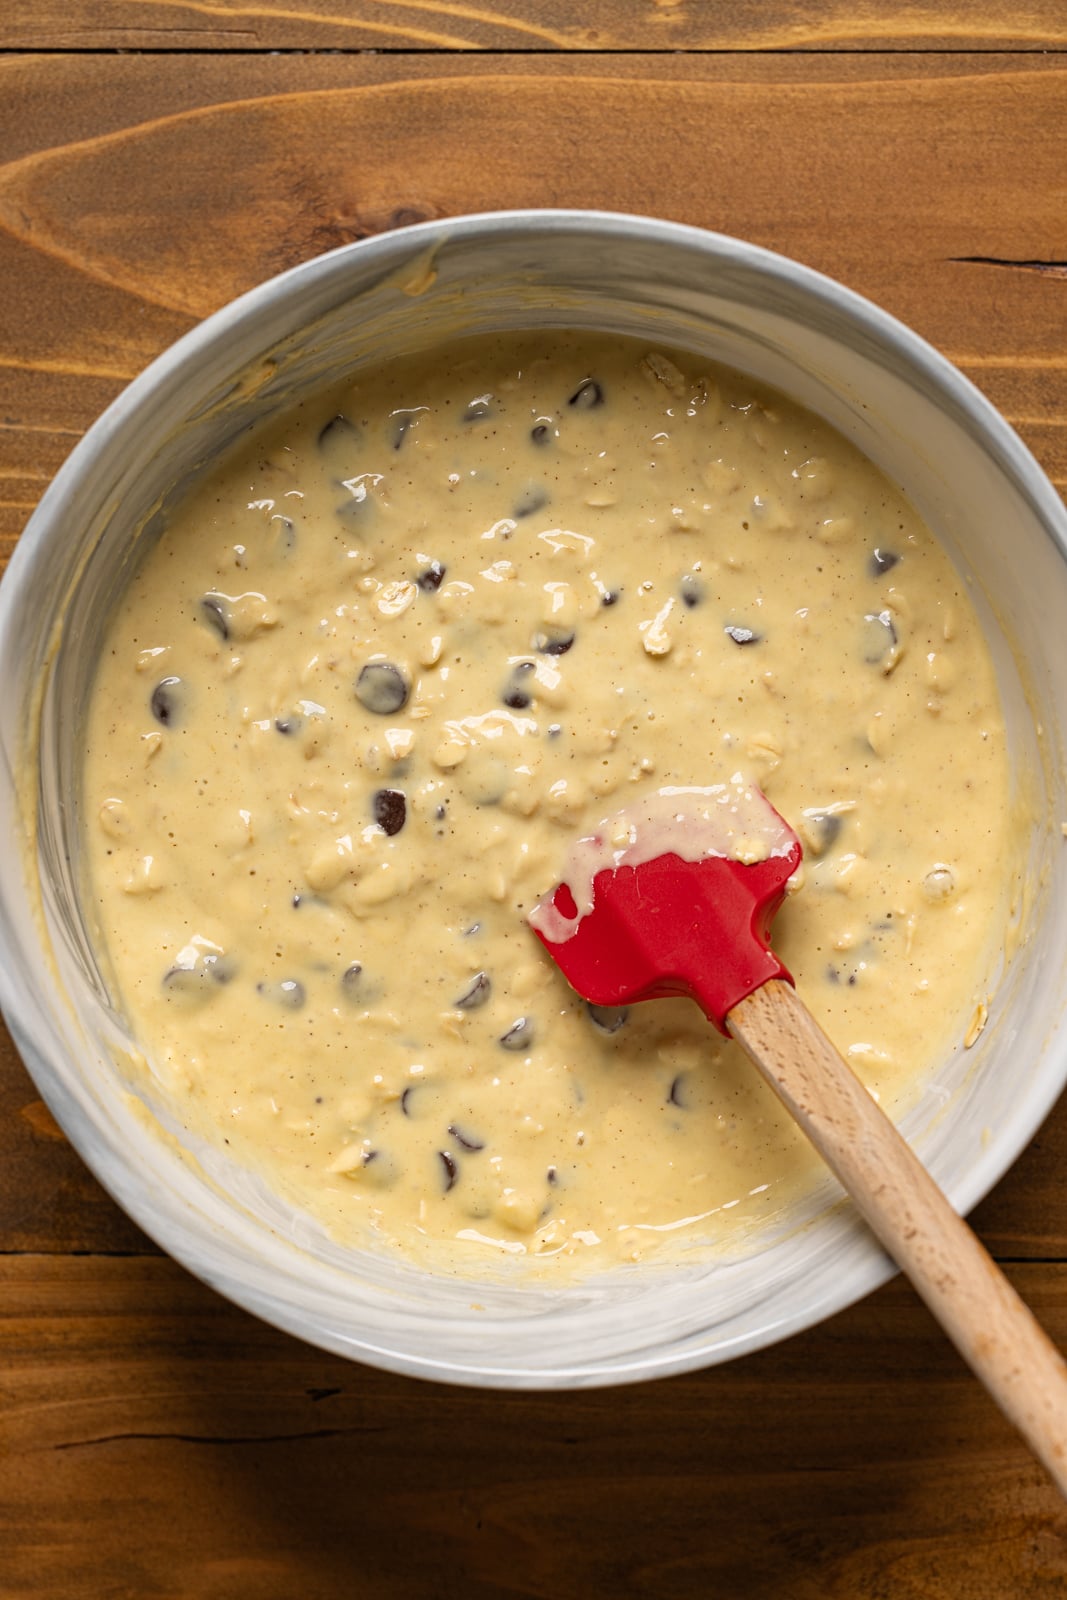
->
[3,211,1067,1388]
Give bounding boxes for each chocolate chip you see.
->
[568,378,603,409]
[587,1002,629,1034]
[162,964,200,995]
[530,421,553,446]
[455,971,491,1010]
[502,659,535,710]
[150,677,183,727]
[335,477,376,524]
[438,1150,458,1191]
[390,409,421,450]
[870,548,900,576]
[355,661,409,715]
[448,1124,485,1152]
[534,629,575,656]
[372,788,406,836]
[461,396,493,423]
[416,560,446,592]
[257,978,306,1010]
[162,951,236,996]
[679,575,704,609]
[514,485,549,519]
[317,413,360,454]
[270,514,297,555]
[725,624,761,646]
[274,714,303,736]
[862,610,898,665]
[499,1017,535,1051]
[199,594,229,641]
[803,810,843,856]
[601,590,620,607]
[547,1165,559,1186]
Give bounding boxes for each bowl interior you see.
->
[3,213,1067,1387]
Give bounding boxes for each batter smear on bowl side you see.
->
[83,332,1014,1273]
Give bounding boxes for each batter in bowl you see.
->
[83,332,1015,1273]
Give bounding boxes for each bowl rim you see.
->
[3,206,1067,1388]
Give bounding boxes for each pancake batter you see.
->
[84,333,1014,1273]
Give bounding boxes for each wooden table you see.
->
[3,7,1067,1594]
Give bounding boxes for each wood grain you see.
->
[730,980,1067,1494]
[3,1255,1067,1599]
[2,50,1067,1259]
[3,35,1067,1594]
[0,51,1065,564]
[4,0,1067,53]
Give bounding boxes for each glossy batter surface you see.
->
[84,333,1013,1274]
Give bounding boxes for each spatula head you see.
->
[529,785,802,1035]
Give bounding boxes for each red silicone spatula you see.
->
[530,782,1067,1497]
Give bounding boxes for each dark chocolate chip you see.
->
[275,714,303,736]
[438,1150,458,1191]
[530,421,553,446]
[679,575,704,609]
[317,413,360,454]
[568,378,603,410]
[461,396,493,423]
[804,810,843,856]
[586,1002,629,1034]
[270,514,297,554]
[455,971,491,1010]
[390,409,421,450]
[870,548,900,576]
[502,659,535,710]
[725,624,762,646]
[514,485,550,519]
[534,629,575,656]
[448,1124,485,1152]
[416,560,446,592]
[150,676,183,727]
[601,590,620,607]
[355,661,410,715]
[335,476,376,523]
[373,788,406,836]
[257,978,306,1010]
[547,1165,559,1186]
[199,594,229,641]
[499,1017,535,1051]
[162,951,235,996]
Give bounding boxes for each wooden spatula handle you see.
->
[729,978,1067,1496]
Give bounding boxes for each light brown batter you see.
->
[83,332,1014,1275]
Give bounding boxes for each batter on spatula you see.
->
[84,330,1016,1273]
